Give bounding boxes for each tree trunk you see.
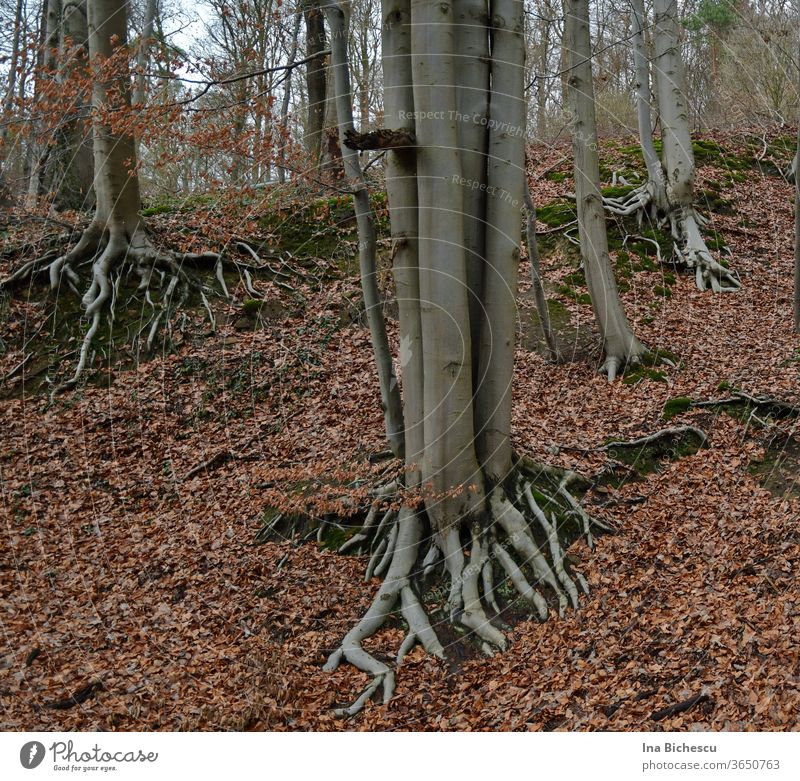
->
[565,0,645,380]
[321,0,405,459]
[322,0,597,716]
[277,11,302,184]
[524,179,559,361]
[601,0,740,293]
[795,68,800,333]
[2,0,227,389]
[304,0,327,166]
[651,0,739,292]
[132,0,158,108]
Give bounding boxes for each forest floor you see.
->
[1,129,799,731]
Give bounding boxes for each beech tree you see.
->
[1,0,226,387]
[565,0,645,380]
[320,0,606,715]
[602,0,740,293]
[795,61,799,332]
[26,0,94,208]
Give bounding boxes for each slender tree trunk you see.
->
[1,0,25,138]
[322,0,405,458]
[277,11,302,184]
[0,0,25,201]
[304,0,327,166]
[133,0,157,108]
[795,67,800,333]
[630,0,664,197]
[565,0,644,379]
[524,181,559,361]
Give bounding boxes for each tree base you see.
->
[0,220,253,394]
[603,183,740,293]
[324,458,612,716]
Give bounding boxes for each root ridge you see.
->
[324,461,608,715]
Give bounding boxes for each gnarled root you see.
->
[325,459,606,716]
[0,220,242,393]
[603,179,661,224]
[672,207,740,293]
[603,186,740,293]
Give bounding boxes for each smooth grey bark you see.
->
[651,0,739,292]
[474,0,525,479]
[565,0,645,380]
[411,0,485,527]
[381,0,423,480]
[132,0,158,108]
[630,0,662,190]
[454,0,489,381]
[323,0,595,715]
[603,0,739,293]
[602,0,668,219]
[276,11,302,184]
[304,0,327,165]
[321,0,405,459]
[524,181,559,361]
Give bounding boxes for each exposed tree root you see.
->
[0,221,252,393]
[603,187,740,293]
[600,337,650,383]
[324,458,606,716]
[602,425,708,451]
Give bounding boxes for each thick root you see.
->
[0,220,241,395]
[602,186,740,293]
[603,180,661,223]
[325,461,606,716]
[674,207,740,293]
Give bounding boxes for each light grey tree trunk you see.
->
[566,0,645,380]
[133,0,158,108]
[411,0,485,529]
[323,0,593,715]
[524,181,559,361]
[321,0,405,458]
[276,11,302,184]
[474,0,525,479]
[602,0,740,293]
[651,0,739,292]
[454,0,489,383]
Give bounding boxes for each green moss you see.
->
[536,199,577,228]
[662,396,693,420]
[241,298,262,315]
[601,183,636,200]
[622,367,667,384]
[546,171,568,182]
[697,189,734,214]
[653,284,672,299]
[605,426,705,475]
[141,203,175,217]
